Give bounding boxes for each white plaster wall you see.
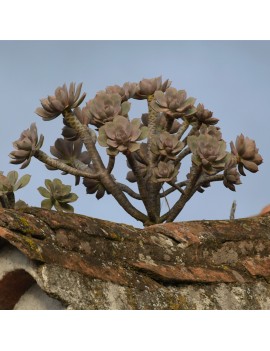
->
[14,283,65,310]
[0,244,65,310]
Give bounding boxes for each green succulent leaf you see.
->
[41,198,53,210]
[37,186,51,198]
[59,193,78,203]
[121,101,131,116]
[57,203,74,213]
[45,179,53,192]
[14,174,31,191]
[7,171,18,187]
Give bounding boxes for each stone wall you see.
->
[0,207,270,309]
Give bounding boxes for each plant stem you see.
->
[160,180,188,197]
[107,156,115,174]
[162,165,202,222]
[34,150,100,179]
[63,110,148,224]
[145,95,161,222]
[117,183,141,200]
[175,147,191,163]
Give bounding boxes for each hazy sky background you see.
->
[0,41,269,227]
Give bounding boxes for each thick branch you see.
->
[175,147,191,163]
[63,111,148,224]
[162,165,202,223]
[34,150,100,179]
[160,180,188,198]
[107,156,115,174]
[117,183,141,200]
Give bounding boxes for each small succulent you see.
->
[85,92,130,128]
[133,77,171,100]
[35,82,86,121]
[0,171,31,196]
[9,123,44,169]
[223,156,242,191]
[83,177,107,200]
[152,161,180,183]
[199,124,222,140]
[151,131,184,160]
[194,103,219,125]
[230,134,263,176]
[62,107,90,141]
[188,133,228,175]
[50,138,91,168]
[151,87,196,119]
[38,178,78,212]
[98,116,148,156]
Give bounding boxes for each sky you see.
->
[0,40,270,227]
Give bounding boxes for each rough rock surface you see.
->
[0,207,270,309]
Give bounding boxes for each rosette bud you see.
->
[230,134,263,176]
[188,133,228,175]
[151,131,184,160]
[85,92,130,128]
[152,161,180,183]
[9,123,44,169]
[223,156,242,191]
[151,87,196,119]
[194,104,219,125]
[98,116,148,156]
[133,77,171,100]
[35,83,86,121]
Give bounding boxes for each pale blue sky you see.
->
[1,41,269,227]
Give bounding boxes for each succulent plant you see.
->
[151,131,184,160]
[188,133,228,175]
[133,77,171,100]
[38,178,78,212]
[151,87,196,119]
[49,138,91,168]
[9,123,44,169]
[85,92,131,128]
[199,124,222,140]
[223,156,242,191]
[35,82,86,121]
[98,116,148,156]
[0,171,31,196]
[152,161,180,183]
[83,176,107,200]
[8,76,262,226]
[194,103,219,125]
[62,107,90,141]
[230,134,263,176]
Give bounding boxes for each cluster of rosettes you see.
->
[9,77,263,203]
[187,124,262,191]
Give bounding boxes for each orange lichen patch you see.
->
[242,257,270,277]
[132,261,238,283]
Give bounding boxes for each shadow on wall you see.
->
[0,241,65,310]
